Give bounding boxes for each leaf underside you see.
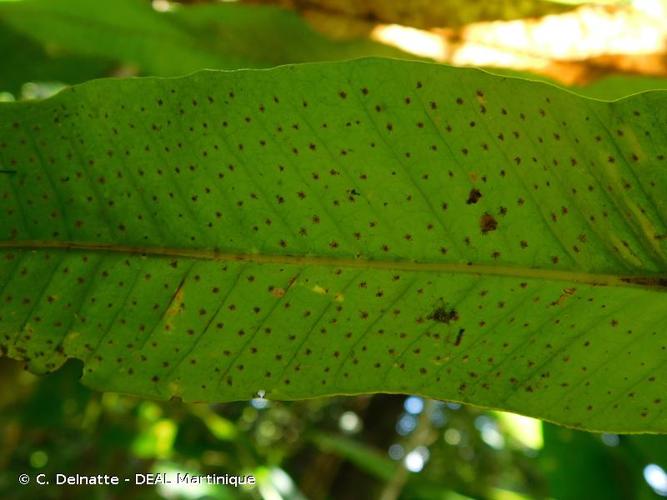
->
[1,59,666,433]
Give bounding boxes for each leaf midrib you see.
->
[1,240,665,290]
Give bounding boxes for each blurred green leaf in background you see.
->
[0,0,411,97]
[3,358,667,499]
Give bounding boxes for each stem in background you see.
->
[379,399,436,500]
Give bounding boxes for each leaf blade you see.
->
[1,59,666,432]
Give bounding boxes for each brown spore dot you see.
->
[427,303,459,324]
[480,213,498,233]
[466,189,482,205]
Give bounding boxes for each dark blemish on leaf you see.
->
[454,329,465,346]
[427,303,459,324]
[0,170,17,174]
[467,189,482,204]
[620,276,667,289]
[480,213,498,233]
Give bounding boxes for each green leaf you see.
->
[1,59,666,433]
[484,68,667,101]
[310,432,395,480]
[309,431,459,497]
[573,75,667,101]
[0,0,411,92]
[0,22,113,96]
[541,425,634,499]
[541,422,667,499]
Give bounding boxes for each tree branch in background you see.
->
[240,0,572,29]
[239,0,667,85]
[379,400,438,500]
